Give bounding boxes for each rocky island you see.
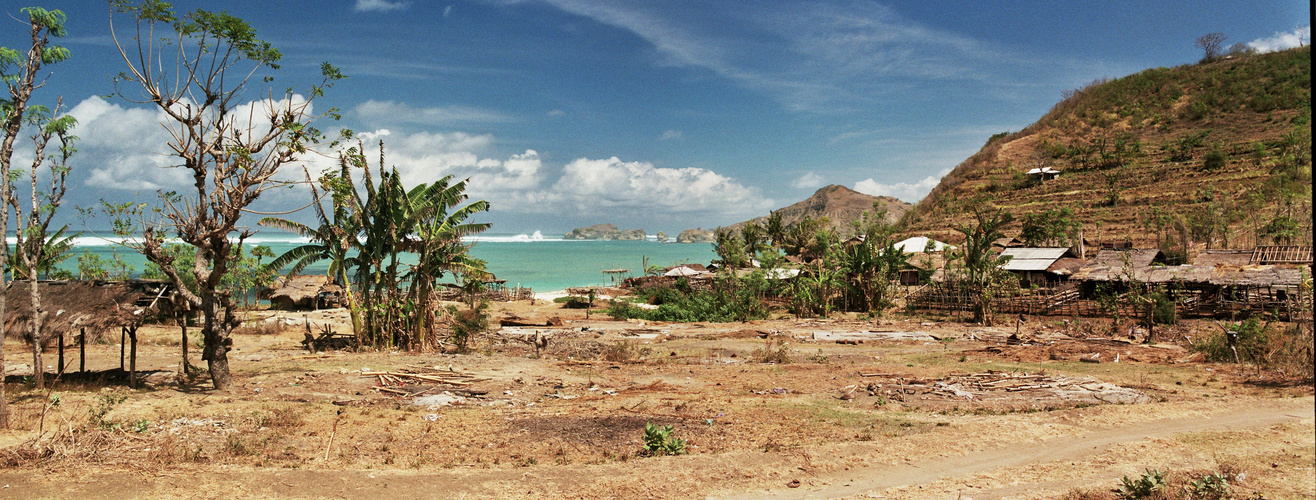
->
[563,223,646,240]
[676,228,715,243]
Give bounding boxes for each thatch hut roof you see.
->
[1071,263,1304,287]
[260,275,334,310]
[3,280,173,343]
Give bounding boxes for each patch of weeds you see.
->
[1189,472,1231,499]
[642,422,686,456]
[752,339,792,364]
[806,349,829,364]
[602,340,645,363]
[1116,468,1166,499]
[88,393,127,429]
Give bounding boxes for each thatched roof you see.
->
[1071,263,1304,287]
[261,275,334,310]
[3,280,173,342]
[1094,248,1164,268]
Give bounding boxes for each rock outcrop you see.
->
[676,228,715,243]
[563,224,646,241]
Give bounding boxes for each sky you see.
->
[3,0,1311,235]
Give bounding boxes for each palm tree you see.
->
[260,164,363,333]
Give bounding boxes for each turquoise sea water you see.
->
[39,232,718,294]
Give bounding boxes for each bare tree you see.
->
[0,6,70,427]
[1196,32,1228,62]
[107,2,342,391]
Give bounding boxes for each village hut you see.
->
[260,274,342,310]
[1025,166,1060,181]
[3,280,175,387]
[998,247,1081,287]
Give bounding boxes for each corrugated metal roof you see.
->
[999,247,1070,271]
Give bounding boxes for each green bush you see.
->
[642,422,686,456]
[607,286,768,323]
[1117,469,1166,499]
[1203,147,1228,170]
[1151,290,1176,325]
[1192,317,1267,363]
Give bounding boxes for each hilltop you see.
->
[730,185,912,235]
[901,46,1311,252]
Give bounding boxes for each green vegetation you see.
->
[607,281,768,323]
[262,144,492,351]
[1116,468,1166,499]
[642,422,686,456]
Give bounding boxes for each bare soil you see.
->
[0,299,1311,499]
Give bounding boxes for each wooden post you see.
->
[128,326,138,389]
[79,327,86,373]
[57,332,65,375]
[120,327,126,371]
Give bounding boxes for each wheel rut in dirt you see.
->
[720,398,1314,499]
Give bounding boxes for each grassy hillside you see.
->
[901,46,1311,253]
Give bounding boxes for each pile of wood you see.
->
[364,365,491,397]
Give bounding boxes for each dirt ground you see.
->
[0,298,1311,499]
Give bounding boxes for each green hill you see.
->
[900,46,1311,254]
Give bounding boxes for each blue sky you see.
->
[5,0,1311,235]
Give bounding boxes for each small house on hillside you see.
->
[1025,166,1060,181]
[998,247,1081,287]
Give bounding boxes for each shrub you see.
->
[601,340,643,363]
[1192,318,1266,363]
[1116,469,1166,499]
[1203,147,1228,170]
[642,422,686,456]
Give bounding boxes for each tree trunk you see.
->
[31,339,43,390]
[199,296,234,391]
[180,314,190,377]
[29,280,45,390]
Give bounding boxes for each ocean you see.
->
[34,232,718,294]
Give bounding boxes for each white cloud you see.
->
[853,175,942,204]
[1247,26,1311,53]
[547,109,566,117]
[658,129,683,141]
[66,96,189,191]
[353,100,513,126]
[443,5,454,17]
[313,129,770,220]
[355,0,408,13]
[791,172,823,190]
[543,157,772,218]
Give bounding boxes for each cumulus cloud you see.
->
[1247,26,1311,53]
[853,175,942,203]
[791,172,823,190]
[311,129,770,220]
[66,96,189,191]
[658,129,683,141]
[543,157,772,218]
[355,0,407,13]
